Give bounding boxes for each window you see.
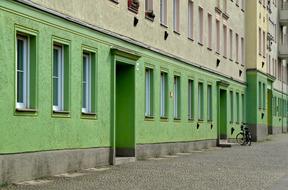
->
[236,93,240,123]
[241,94,245,122]
[82,51,96,114]
[208,13,212,49]
[188,79,194,120]
[16,34,36,110]
[241,37,244,65]
[207,85,212,121]
[145,0,154,20]
[223,0,227,12]
[241,0,245,10]
[173,0,180,33]
[263,31,266,58]
[188,1,194,39]
[216,19,220,53]
[230,91,234,122]
[259,28,262,55]
[236,33,239,63]
[258,82,262,109]
[262,83,266,110]
[198,82,204,120]
[145,68,153,117]
[53,44,69,112]
[223,25,227,57]
[198,7,204,44]
[160,72,168,118]
[229,29,233,60]
[174,76,180,119]
[160,0,167,25]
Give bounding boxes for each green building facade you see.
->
[0,0,287,184]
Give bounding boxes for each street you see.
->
[2,135,288,190]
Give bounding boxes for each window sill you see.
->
[53,110,70,114]
[216,51,220,55]
[160,23,168,28]
[229,121,233,124]
[173,31,181,35]
[207,47,212,51]
[198,42,203,46]
[145,15,155,22]
[188,118,194,122]
[198,119,204,122]
[223,55,227,59]
[229,58,233,62]
[241,8,245,12]
[160,117,168,121]
[188,37,194,42]
[145,116,155,121]
[110,0,119,4]
[82,112,97,116]
[128,7,138,14]
[207,120,213,123]
[174,118,181,121]
[16,108,37,113]
[235,61,239,64]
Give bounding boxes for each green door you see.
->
[219,89,227,139]
[115,62,135,157]
[267,89,272,135]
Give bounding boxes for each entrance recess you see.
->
[267,89,272,135]
[115,62,135,157]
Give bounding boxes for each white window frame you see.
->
[145,68,152,117]
[16,35,30,109]
[53,45,64,112]
[173,76,180,119]
[82,53,92,113]
[198,7,204,44]
[160,0,167,25]
[160,72,167,117]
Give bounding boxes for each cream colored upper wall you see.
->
[30,0,246,82]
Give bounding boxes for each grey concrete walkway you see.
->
[2,135,288,190]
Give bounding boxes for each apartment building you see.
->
[0,0,286,184]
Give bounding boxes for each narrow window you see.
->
[223,25,227,57]
[198,82,204,120]
[145,0,154,20]
[173,0,180,33]
[160,0,167,25]
[241,37,244,65]
[208,13,212,49]
[16,35,29,109]
[82,52,96,114]
[207,85,212,121]
[229,29,233,60]
[230,91,233,122]
[258,82,262,109]
[198,7,204,44]
[188,1,194,39]
[259,28,262,55]
[236,93,240,123]
[188,79,194,120]
[174,76,180,119]
[236,33,239,63]
[263,31,266,58]
[216,19,220,53]
[160,72,168,118]
[145,68,153,117]
[53,45,64,112]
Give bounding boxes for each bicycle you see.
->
[236,124,252,146]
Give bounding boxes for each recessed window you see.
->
[16,34,36,110]
[258,82,262,109]
[82,51,96,114]
[216,19,220,53]
[173,75,180,119]
[207,13,212,49]
[173,0,180,33]
[145,0,155,20]
[145,68,153,117]
[188,79,194,120]
[198,7,204,44]
[160,72,168,118]
[241,94,245,122]
[223,25,227,57]
[53,43,69,112]
[258,28,262,55]
[262,83,266,110]
[236,33,239,63]
[229,29,233,60]
[241,37,244,65]
[160,0,167,26]
[207,84,212,121]
[188,1,194,39]
[198,82,204,120]
[263,31,266,58]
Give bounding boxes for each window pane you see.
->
[160,72,167,117]
[145,68,152,116]
[17,39,24,71]
[53,77,58,106]
[17,71,24,103]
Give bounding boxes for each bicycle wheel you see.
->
[236,132,245,145]
[247,133,252,146]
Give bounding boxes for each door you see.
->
[219,89,227,140]
[267,89,272,135]
[115,62,135,157]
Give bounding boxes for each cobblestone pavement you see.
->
[2,134,288,190]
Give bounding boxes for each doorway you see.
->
[115,62,135,157]
[219,89,227,140]
[267,89,272,135]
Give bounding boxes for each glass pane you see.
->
[53,77,58,106]
[53,49,58,77]
[17,71,24,103]
[83,82,87,109]
[17,39,24,71]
